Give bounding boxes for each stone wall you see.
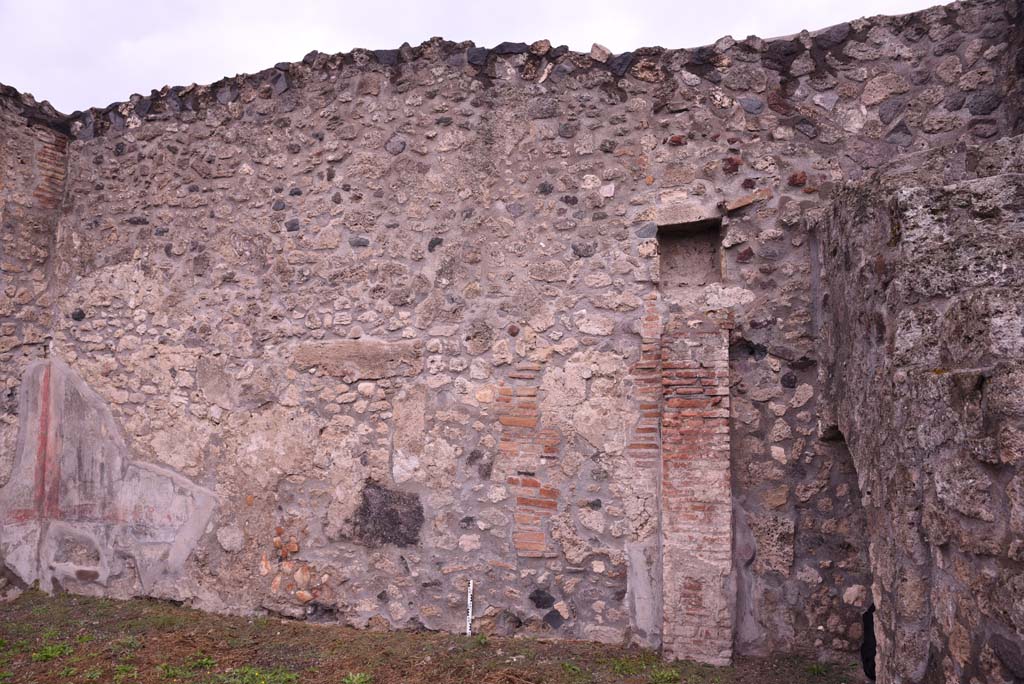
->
[816,133,1024,683]
[0,88,67,490]
[0,0,1022,680]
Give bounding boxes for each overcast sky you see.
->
[1,0,940,114]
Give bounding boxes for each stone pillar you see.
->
[659,311,733,665]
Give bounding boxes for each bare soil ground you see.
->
[0,590,865,684]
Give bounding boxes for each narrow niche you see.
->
[657,218,723,296]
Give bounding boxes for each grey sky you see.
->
[1,0,940,114]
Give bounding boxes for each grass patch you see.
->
[609,652,659,675]
[0,590,863,684]
[649,668,680,684]
[112,635,143,656]
[210,666,299,684]
[113,663,139,682]
[341,674,373,684]
[31,642,72,662]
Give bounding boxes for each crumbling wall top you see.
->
[0,0,1017,143]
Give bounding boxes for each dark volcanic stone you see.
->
[558,122,579,138]
[385,135,406,155]
[374,49,400,66]
[216,85,239,105]
[572,241,597,258]
[607,52,634,77]
[738,97,764,114]
[879,99,905,124]
[272,200,286,211]
[490,610,524,636]
[909,68,931,86]
[885,121,914,147]
[537,181,554,195]
[349,236,370,247]
[428,237,443,252]
[813,23,850,49]
[635,222,657,238]
[467,47,490,66]
[284,219,300,232]
[529,588,555,609]
[781,372,798,388]
[789,356,817,371]
[794,118,818,139]
[271,70,289,95]
[767,92,795,117]
[352,481,424,548]
[107,109,126,130]
[967,90,1001,116]
[543,610,565,628]
[70,308,86,322]
[493,42,529,55]
[969,119,999,139]
[992,633,1024,678]
[763,39,803,72]
[944,93,966,112]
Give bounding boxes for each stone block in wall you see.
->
[292,338,424,381]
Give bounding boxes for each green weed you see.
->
[113,663,139,682]
[31,642,72,662]
[341,674,373,684]
[210,666,299,684]
[649,668,681,684]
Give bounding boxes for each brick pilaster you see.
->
[498,362,561,558]
[31,126,68,210]
[626,293,663,470]
[659,311,733,666]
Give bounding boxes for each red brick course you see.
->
[30,126,68,210]
[499,362,561,558]
[659,310,734,666]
